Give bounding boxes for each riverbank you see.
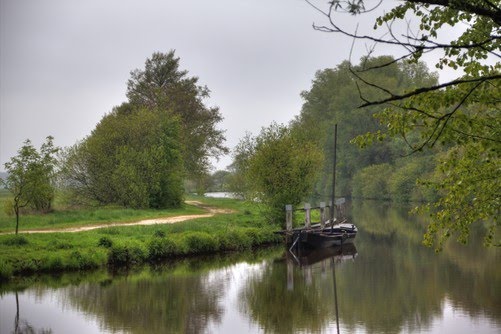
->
[0,196,282,282]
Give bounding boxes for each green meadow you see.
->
[0,193,281,281]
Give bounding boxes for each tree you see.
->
[291,56,438,197]
[306,0,500,249]
[232,123,324,226]
[61,106,184,209]
[126,51,228,181]
[2,137,59,234]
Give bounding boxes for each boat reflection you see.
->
[287,243,358,267]
[285,243,358,334]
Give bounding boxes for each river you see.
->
[0,201,499,333]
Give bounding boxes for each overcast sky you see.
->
[0,0,452,172]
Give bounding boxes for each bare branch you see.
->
[358,74,501,108]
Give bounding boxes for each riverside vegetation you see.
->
[0,193,281,282]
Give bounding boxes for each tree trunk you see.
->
[15,206,19,235]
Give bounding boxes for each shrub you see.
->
[68,250,100,270]
[218,230,252,251]
[183,232,219,254]
[98,236,113,248]
[147,237,179,260]
[2,235,29,246]
[107,243,145,266]
[45,255,64,271]
[0,260,13,281]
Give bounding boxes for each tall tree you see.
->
[126,51,228,180]
[306,0,501,248]
[2,137,59,234]
[292,56,438,197]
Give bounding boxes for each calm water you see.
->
[1,201,500,334]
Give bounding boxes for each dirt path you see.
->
[2,201,234,235]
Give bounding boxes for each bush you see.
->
[147,237,179,260]
[218,230,252,251]
[45,255,64,271]
[98,236,113,248]
[2,235,29,246]
[183,232,219,254]
[68,250,100,270]
[107,243,145,266]
[0,260,13,281]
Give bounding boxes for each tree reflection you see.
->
[239,201,500,333]
[63,261,228,334]
[238,257,331,333]
[12,291,53,334]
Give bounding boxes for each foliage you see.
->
[107,242,146,267]
[2,137,59,234]
[421,143,500,250]
[308,0,501,248]
[231,123,324,226]
[292,56,438,197]
[61,107,184,208]
[352,164,393,200]
[126,51,228,180]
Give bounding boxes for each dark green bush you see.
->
[98,236,113,248]
[0,260,13,281]
[45,255,64,271]
[2,235,29,246]
[68,250,99,270]
[183,232,218,254]
[147,237,179,260]
[107,243,145,266]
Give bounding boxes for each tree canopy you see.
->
[292,56,438,198]
[230,123,324,226]
[62,106,184,208]
[306,0,500,248]
[126,51,228,180]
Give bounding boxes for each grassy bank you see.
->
[0,190,207,233]
[0,196,282,282]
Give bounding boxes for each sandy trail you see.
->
[1,201,234,235]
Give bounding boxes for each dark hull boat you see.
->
[280,125,358,249]
[292,222,357,249]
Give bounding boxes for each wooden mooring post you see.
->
[285,204,293,232]
[304,203,311,229]
[320,202,326,229]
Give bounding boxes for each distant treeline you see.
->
[222,56,443,211]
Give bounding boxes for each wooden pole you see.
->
[304,203,311,229]
[320,202,326,229]
[285,204,293,232]
[331,124,338,222]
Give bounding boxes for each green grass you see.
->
[0,190,205,233]
[0,194,282,282]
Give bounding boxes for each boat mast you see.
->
[331,124,338,222]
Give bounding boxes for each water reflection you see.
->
[10,291,53,334]
[0,202,499,333]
